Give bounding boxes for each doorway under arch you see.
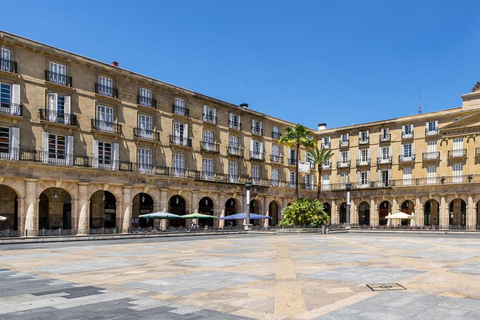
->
[133,193,154,228]
[90,190,116,229]
[269,201,280,226]
[0,185,18,231]
[379,201,391,225]
[424,200,439,226]
[199,197,214,227]
[449,198,466,228]
[339,202,347,224]
[358,201,370,226]
[169,195,186,227]
[39,188,72,230]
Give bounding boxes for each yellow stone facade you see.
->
[0,31,479,236]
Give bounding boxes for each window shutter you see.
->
[238,115,241,128]
[367,171,370,183]
[358,131,362,139]
[92,140,98,168]
[229,112,233,126]
[357,171,361,183]
[112,143,119,170]
[357,149,361,161]
[212,108,216,124]
[388,169,392,183]
[401,144,404,156]
[183,124,188,146]
[259,121,263,134]
[9,127,19,160]
[251,119,255,132]
[435,120,438,129]
[388,146,392,157]
[66,136,73,165]
[42,132,49,163]
[203,105,207,121]
[48,93,58,122]
[426,121,429,129]
[259,141,263,155]
[64,96,71,125]
[366,130,369,138]
[412,143,415,155]
[347,150,350,160]
[410,124,413,132]
[402,125,405,133]
[11,84,20,114]
[378,169,382,183]
[250,139,254,153]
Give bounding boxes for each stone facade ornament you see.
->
[471,81,480,92]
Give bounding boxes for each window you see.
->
[358,171,370,186]
[138,115,153,139]
[46,93,71,124]
[228,136,239,155]
[139,88,153,107]
[289,148,297,165]
[272,126,280,139]
[250,140,263,159]
[381,147,390,160]
[427,121,438,132]
[203,158,214,180]
[427,141,437,158]
[98,76,114,97]
[341,133,349,142]
[42,132,73,165]
[403,168,412,186]
[49,62,67,85]
[252,119,263,135]
[229,162,238,182]
[305,174,313,190]
[173,154,185,177]
[97,105,114,132]
[401,143,414,160]
[340,173,349,188]
[453,138,464,157]
[0,126,19,160]
[272,145,280,162]
[427,166,436,184]
[0,83,20,115]
[252,165,260,184]
[289,171,296,187]
[402,124,413,137]
[138,148,152,173]
[322,174,330,190]
[0,47,11,72]
[379,169,391,186]
[381,128,389,138]
[359,130,369,143]
[92,140,118,170]
[202,105,216,124]
[322,136,331,148]
[272,169,279,186]
[229,113,241,130]
[453,163,463,182]
[341,151,349,163]
[203,130,214,151]
[173,122,189,146]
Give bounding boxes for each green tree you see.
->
[279,124,314,200]
[307,146,334,201]
[279,198,330,227]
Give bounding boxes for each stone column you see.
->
[467,195,474,230]
[392,198,399,214]
[350,201,357,225]
[415,197,422,227]
[331,200,338,224]
[77,183,89,234]
[370,198,377,226]
[18,197,26,236]
[121,187,132,234]
[440,196,448,230]
[24,179,38,237]
[263,196,270,228]
[160,189,168,230]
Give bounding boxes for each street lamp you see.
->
[345,183,352,225]
[245,181,252,230]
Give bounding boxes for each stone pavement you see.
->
[1,233,480,319]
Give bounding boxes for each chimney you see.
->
[112,61,119,67]
[318,123,327,131]
[239,103,248,108]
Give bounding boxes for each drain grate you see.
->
[366,283,406,292]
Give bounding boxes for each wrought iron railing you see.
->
[448,149,467,158]
[169,135,192,147]
[91,119,122,134]
[45,70,72,87]
[133,128,160,141]
[228,120,242,130]
[270,154,284,163]
[250,151,265,161]
[137,95,157,108]
[201,141,220,153]
[95,83,118,98]
[272,131,281,139]
[39,109,77,126]
[0,102,22,116]
[0,58,17,73]
[202,113,217,124]
[172,104,189,116]
[422,151,440,160]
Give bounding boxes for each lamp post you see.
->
[245,181,252,230]
[345,183,352,225]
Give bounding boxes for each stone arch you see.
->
[89,190,117,229]
[269,200,280,226]
[378,201,391,225]
[250,198,261,226]
[477,200,480,230]
[323,202,332,220]
[132,192,154,228]
[169,195,186,228]
[0,185,19,231]
[358,201,370,226]
[38,188,72,230]
[199,197,214,227]
[449,198,466,228]
[224,198,241,227]
[339,202,347,224]
[424,199,439,226]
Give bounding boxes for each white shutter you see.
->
[64,96,71,124]
[112,143,119,170]
[366,130,369,138]
[229,113,233,127]
[412,143,415,155]
[183,124,188,146]
[357,171,361,184]
[42,132,49,163]
[367,171,370,184]
[435,120,438,129]
[11,84,20,115]
[259,141,263,155]
[9,127,19,160]
[378,169,382,183]
[388,146,392,157]
[358,149,361,161]
[426,121,429,130]
[401,144,405,156]
[212,108,216,124]
[259,121,263,134]
[48,93,58,122]
[238,115,241,128]
[66,136,73,165]
[358,131,362,139]
[251,119,255,133]
[346,150,350,161]
[388,169,392,184]
[378,146,381,159]
[92,140,99,168]
[203,105,207,121]
[402,125,405,133]
[250,139,254,155]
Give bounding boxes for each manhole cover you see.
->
[366,283,406,291]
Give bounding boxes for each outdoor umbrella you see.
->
[219,212,272,220]
[181,213,217,219]
[386,212,413,227]
[0,216,6,221]
[139,211,181,219]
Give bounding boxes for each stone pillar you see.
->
[219,209,226,229]
[24,179,38,237]
[77,183,89,234]
[467,196,474,230]
[440,196,448,230]
[392,198,399,214]
[121,187,132,234]
[18,197,26,236]
[415,197,422,227]
[331,200,338,224]
[370,198,377,226]
[263,197,270,228]
[350,201,357,225]
[160,189,168,230]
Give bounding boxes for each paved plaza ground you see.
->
[1,233,480,319]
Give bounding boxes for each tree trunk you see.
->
[295,144,299,200]
[317,167,322,201]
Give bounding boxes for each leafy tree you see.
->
[307,146,334,201]
[279,198,330,227]
[279,124,314,200]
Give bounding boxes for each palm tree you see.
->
[279,124,314,200]
[308,146,333,201]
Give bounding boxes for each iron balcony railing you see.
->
[137,95,157,108]
[358,137,369,144]
[270,154,284,163]
[228,120,242,130]
[322,162,332,169]
[91,119,122,134]
[272,131,281,139]
[227,146,244,157]
[45,70,72,87]
[202,113,217,124]
[288,158,296,165]
[402,131,414,139]
[172,104,189,117]
[321,143,331,149]
[252,127,263,136]
[399,154,415,162]
[201,141,220,153]
[0,59,17,73]
[169,135,192,147]
[0,102,23,116]
[40,109,77,126]
[95,83,118,98]
[379,134,391,142]
[133,128,160,141]
[425,128,439,136]
[422,151,440,160]
[339,140,349,148]
[250,151,265,161]
[448,149,467,158]
[356,158,371,166]
[337,160,351,168]
[377,156,392,164]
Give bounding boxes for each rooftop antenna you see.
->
[418,89,422,114]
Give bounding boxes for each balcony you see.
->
[270,154,284,163]
[321,143,331,149]
[448,149,467,159]
[339,140,349,148]
[337,160,351,168]
[402,132,414,139]
[272,131,281,139]
[133,128,160,142]
[399,154,415,163]
[45,70,72,87]
[288,158,296,166]
[0,102,22,116]
[425,128,439,137]
[358,137,369,145]
[422,151,440,161]
[252,128,263,136]
[169,135,192,147]
[95,83,118,99]
[356,158,371,167]
[476,147,480,160]
[227,146,244,157]
[379,134,391,142]
[322,162,332,169]
[40,109,77,126]
[250,151,265,161]
[172,104,189,117]
[201,141,220,153]
[300,183,315,191]
[0,59,17,73]
[228,121,242,130]
[202,113,217,124]
[137,96,157,108]
[377,156,392,165]
[91,119,122,134]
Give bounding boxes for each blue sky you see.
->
[2,1,480,129]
